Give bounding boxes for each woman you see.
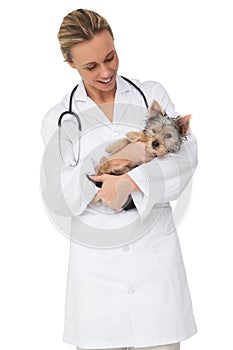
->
[41,9,198,350]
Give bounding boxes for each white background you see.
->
[0,0,232,349]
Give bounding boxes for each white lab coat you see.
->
[41,76,198,348]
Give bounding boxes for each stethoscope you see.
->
[58,76,149,167]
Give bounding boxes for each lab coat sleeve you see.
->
[40,107,99,217]
[127,133,198,221]
[127,81,198,221]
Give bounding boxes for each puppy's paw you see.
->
[95,156,111,175]
[126,131,147,142]
[105,138,130,154]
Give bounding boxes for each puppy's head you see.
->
[145,100,191,156]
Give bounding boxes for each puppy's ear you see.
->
[176,114,192,137]
[148,100,164,119]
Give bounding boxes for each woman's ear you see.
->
[66,60,76,69]
[63,55,76,69]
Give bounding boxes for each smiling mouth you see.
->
[97,76,113,84]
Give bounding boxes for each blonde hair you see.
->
[57,9,114,62]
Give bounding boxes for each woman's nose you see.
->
[98,64,111,77]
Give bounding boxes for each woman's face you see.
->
[69,30,119,95]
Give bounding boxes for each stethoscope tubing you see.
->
[58,76,149,166]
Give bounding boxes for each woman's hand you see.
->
[90,174,140,211]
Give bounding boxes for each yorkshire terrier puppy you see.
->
[95,100,191,176]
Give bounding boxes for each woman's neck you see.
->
[84,83,116,104]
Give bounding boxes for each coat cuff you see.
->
[61,157,99,216]
[127,167,149,221]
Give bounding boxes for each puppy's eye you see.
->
[164,133,172,139]
[152,129,156,134]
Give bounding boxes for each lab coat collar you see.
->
[116,75,133,95]
[71,75,135,124]
[73,75,134,103]
[114,75,133,123]
[73,79,88,102]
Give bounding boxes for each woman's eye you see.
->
[164,133,172,139]
[105,55,114,62]
[86,65,96,71]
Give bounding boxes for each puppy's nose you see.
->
[152,141,160,148]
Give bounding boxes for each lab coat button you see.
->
[112,132,118,138]
[123,245,130,252]
[128,287,135,295]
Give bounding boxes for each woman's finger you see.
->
[93,193,102,203]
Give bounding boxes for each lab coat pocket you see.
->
[152,206,176,235]
[149,208,183,268]
[69,243,104,276]
[149,232,183,268]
